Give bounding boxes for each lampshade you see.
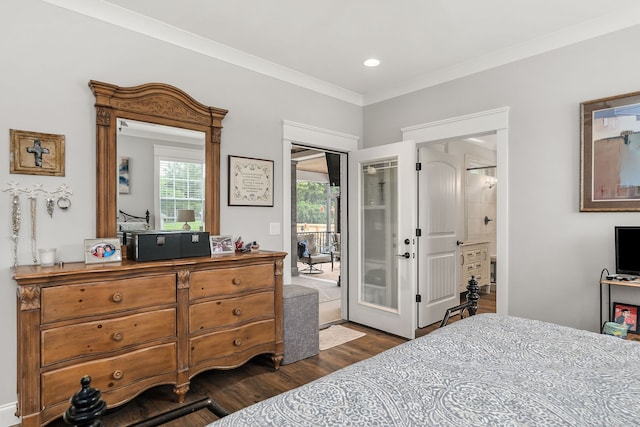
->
[177,209,195,230]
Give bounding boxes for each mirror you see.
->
[90,81,228,238]
[117,118,206,231]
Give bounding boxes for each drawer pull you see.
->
[112,292,123,303]
[232,277,242,286]
[233,308,242,316]
[233,338,242,346]
[112,370,123,380]
[112,332,123,342]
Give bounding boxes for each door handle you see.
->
[456,240,464,246]
[396,252,410,259]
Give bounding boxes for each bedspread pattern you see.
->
[211,314,640,426]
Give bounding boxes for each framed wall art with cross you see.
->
[10,129,65,176]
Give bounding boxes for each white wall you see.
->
[0,1,361,422]
[364,25,640,332]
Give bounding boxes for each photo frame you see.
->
[581,91,640,211]
[228,155,274,207]
[84,238,122,264]
[612,302,639,334]
[10,129,65,176]
[210,235,234,254]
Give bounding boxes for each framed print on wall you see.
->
[228,155,274,207]
[10,129,65,176]
[581,90,640,211]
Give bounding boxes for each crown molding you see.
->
[41,0,364,106]
[364,5,640,105]
[43,0,640,107]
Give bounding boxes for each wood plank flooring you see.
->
[45,290,496,427]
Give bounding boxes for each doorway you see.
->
[290,145,343,326]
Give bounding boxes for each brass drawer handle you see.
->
[112,370,123,380]
[112,332,123,342]
[232,277,241,286]
[112,292,123,303]
[233,308,242,316]
[233,338,242,346]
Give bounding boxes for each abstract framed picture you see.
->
[228,155,274,207]
[581,90,640,211]
[210,235,234,254]
[84,238,122,264]
[612,302,638,334]
[10,129,65,176]
[119,156,130,194]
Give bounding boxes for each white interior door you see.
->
[418,147,464,327]
[348,140,416,339]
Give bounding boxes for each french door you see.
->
[348,141,417,339]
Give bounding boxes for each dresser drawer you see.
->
[190,264,274,300]
[42,308,176,366]
[41,343,176,407]
[190,292,274,333]
[42,274,176,323]
[190,319,275,366]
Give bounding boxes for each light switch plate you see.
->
[269,222,280,235]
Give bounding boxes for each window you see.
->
[154,145,205,230]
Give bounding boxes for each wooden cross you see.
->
[26,139,49,167]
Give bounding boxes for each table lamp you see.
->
[177,209,195,231]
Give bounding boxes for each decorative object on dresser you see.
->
[10,129,65,176]
[228,155,274,207]
[14,251,286,427]
[210,235,234,254]
[83,238,122,264]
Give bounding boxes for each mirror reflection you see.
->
[116,118,206,232]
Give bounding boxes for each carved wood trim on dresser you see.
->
[14,251,286,427]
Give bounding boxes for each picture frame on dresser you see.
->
[612,302,638,334]
[580,90,640,212]
[210,235,234,254]
[84,238,122,263]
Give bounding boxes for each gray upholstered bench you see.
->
[282,285,319,365]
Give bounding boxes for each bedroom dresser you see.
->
[14,251,286,427]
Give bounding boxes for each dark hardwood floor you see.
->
[45,290,496,427]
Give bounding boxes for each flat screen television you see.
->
[615,226,640,276]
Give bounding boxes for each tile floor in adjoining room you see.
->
[292,260,342,326]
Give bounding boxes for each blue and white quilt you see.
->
[210,314,640,426]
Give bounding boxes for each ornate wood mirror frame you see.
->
[89,81,228,238]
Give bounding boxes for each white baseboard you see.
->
[0,401,20,427]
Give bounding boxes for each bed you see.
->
[66,313,640,426]
[209,313,640,426]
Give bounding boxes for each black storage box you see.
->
[127,231,181,262]
[180,231,211,257]
[126,230,211,261]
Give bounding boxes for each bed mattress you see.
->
[209,313,640,426]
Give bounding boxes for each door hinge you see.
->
[415,294,422,303]
[415,228,422,237]
[415,162,422,171]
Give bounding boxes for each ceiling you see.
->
[47,0,640,105]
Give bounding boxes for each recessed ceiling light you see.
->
[363,58,380,67]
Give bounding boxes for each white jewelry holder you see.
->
[3,181,73,267]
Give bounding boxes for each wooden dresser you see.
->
[14,251,286,427]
